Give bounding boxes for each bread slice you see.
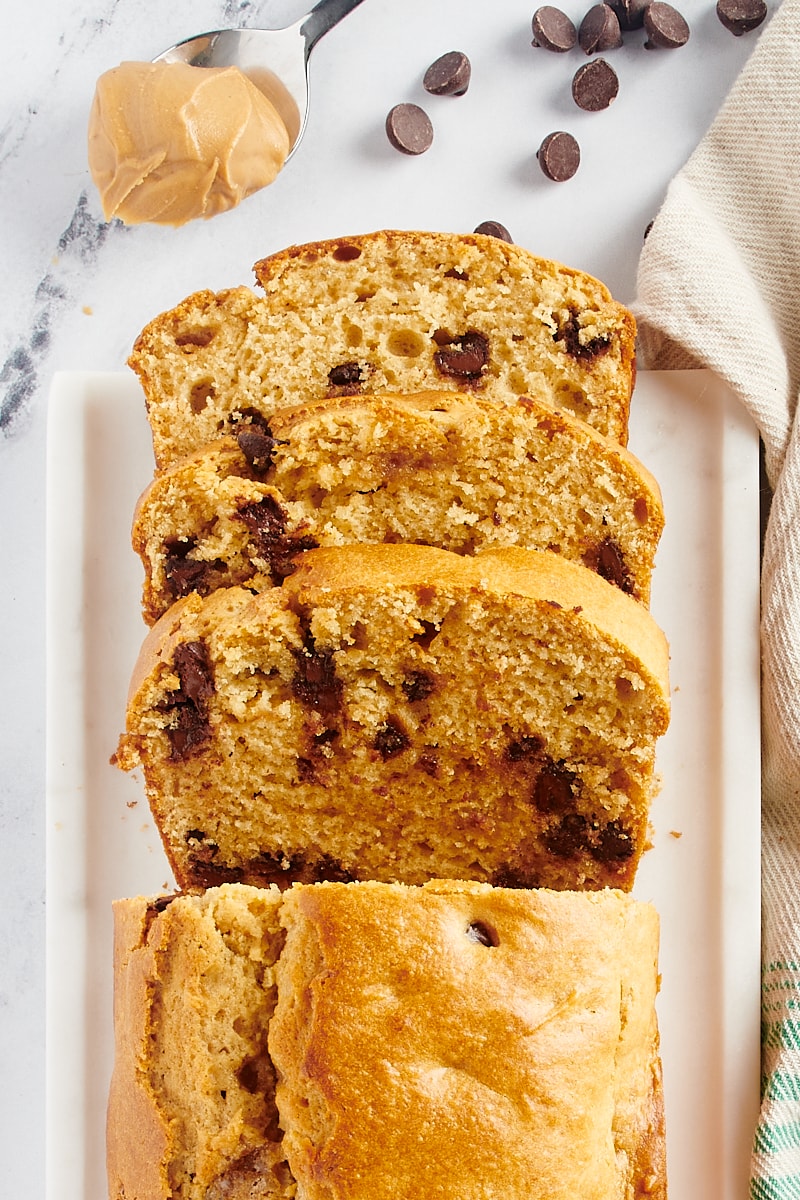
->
[107,880,666,1200]
[129,230,637,469]
[131,390,664,625]
[114,544,670,894]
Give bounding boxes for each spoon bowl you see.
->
[154,0,366,159]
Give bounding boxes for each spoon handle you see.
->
[299,0,368,55]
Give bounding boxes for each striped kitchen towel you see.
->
[634,0,800,1194]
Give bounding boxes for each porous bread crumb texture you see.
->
[132,390,664,625]
[108,881,666,1200]
[116,548,670,895]
[107,886,296,1200]
[128,231,637,469]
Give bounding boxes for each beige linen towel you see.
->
[634,0,800,1191]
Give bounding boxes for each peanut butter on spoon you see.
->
[87,60,290,226]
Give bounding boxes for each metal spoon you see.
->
[154,0,367,159]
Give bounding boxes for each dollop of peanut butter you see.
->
[88,60,291,226]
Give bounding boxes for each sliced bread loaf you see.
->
[115,544,670,894]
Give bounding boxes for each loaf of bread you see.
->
[114,544,670,894]
[132,389,664,624]
[107,880,666,1200]
[128,230,637,469]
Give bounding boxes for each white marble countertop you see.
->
[0,0,767,1192]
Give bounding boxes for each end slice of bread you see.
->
[129,230,637,469]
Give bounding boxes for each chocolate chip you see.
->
[491,863,540,889]
[164,538,218,601]
[592,820,635,862]
[236,426,279,473]
[544,812,590,858]
[423,50,471,96]
[296,756,318,782]
[466,920,499,947]
[572,59,619,110]
[533,761,576,814]
[716,0,766,34]
[607,0,648,29]
[186,848,355,891]
[537,131,581,182]
[401,670,436,702]
[229,408,274,436]
[183,834,219,870]
[433,330,490,380]
[328,361,362,386]
[235,492,286,545]
[579,4,624,52]
[297,730,339,779]
[163,643,215,761]
[236,495,319,581]
[531,5,577,50]
[584,537,634,594]
[291,637,342,714]
[326,359,373,397]
[554,308,610,359]
[186,859,245,888]
[385,103,433,155]
[473,221,513,242]
[265,851,350,884]
[173,641,215,707]
[174,327,216,349]
[310,853,357,883]
[374,718,410,759]
[643,2,690,47]
[506,735,545,763]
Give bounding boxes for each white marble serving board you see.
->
[46,367,761,1200]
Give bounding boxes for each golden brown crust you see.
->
[129,231,637,468]
[282,544,670,700]
[252,229,619,305]
[130,389,664,624]
[269,880,664,1200]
